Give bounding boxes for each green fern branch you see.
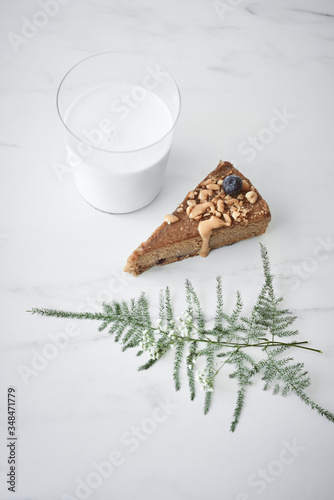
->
[28,244,334,432]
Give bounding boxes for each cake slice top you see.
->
[124,161,271,275]
[137,161,269,247]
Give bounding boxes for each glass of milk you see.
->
[56,52,181,213]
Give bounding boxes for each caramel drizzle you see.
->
[188,202,215,219]
[198,216,228,257]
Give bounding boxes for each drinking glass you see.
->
[56,52,181,213]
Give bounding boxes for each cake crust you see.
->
[124,161,271,276]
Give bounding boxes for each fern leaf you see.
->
[173,341,185,391]
[203,344,215,415]
[185,279,205,332]
[138,358,159,371]
[186,340,198,401]
[214,276,224,330]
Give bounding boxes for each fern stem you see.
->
[29,308,322,354]
[215,348,240,376]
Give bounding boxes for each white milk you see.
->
[64,83,175,213]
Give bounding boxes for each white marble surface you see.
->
[1,0,334,498]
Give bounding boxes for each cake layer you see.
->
[124,219,269,276]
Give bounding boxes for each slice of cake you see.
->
[124,161,271,276]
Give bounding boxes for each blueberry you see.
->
[222,175,243,196]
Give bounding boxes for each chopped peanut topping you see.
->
[198,189,213,201]
[206,183,220,190]
[245,191,258,204]
[182,168,261,258]
[217,199,225,213]
[164,214,179,224]
[242,180,250,192]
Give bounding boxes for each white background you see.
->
[1,0,334,499]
